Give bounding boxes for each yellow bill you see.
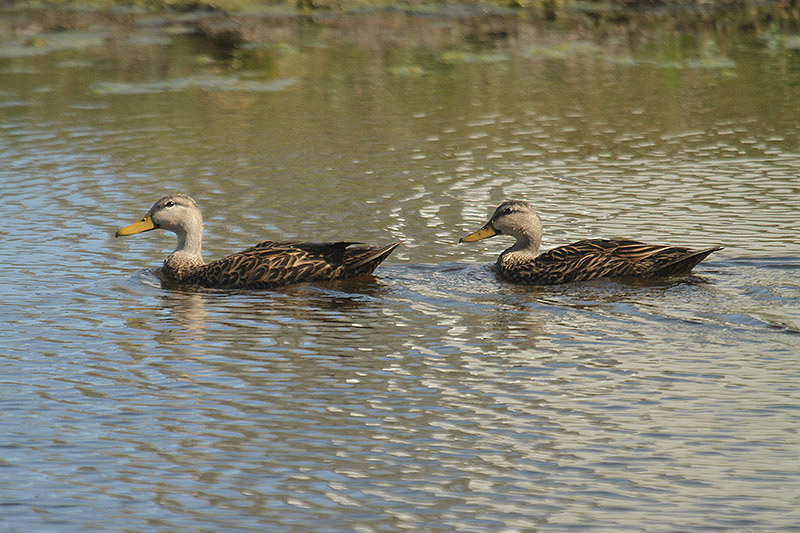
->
[459,222,497,243]
[115,213,156,237]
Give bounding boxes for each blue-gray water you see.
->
[1,10,799,531]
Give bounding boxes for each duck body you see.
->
[163,239,400,289]
[496,238,721,284]
[461,200,721,285]
[116,194,399,290]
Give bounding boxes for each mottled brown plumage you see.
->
[115,194,400,289]
[460,200,721,285]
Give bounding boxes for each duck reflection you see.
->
[153,275,395,349]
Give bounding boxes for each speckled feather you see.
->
[167,240,400,289]
[497,238,722,284]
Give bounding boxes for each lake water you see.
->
[1,9,799,531]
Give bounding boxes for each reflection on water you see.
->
[1,10,800,532]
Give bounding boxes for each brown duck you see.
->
[115,194,400,289]
[460,200,721,285]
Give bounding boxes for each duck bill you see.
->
[459,222,497,243]
[115,213,156,237]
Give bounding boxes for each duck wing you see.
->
[504,239,721,284]
[186,241,400,289]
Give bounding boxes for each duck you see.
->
[115,194,400,289]
[459,199,721,285]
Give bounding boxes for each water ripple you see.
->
[1,21,799,532]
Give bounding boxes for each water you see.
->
[1,10,799,531]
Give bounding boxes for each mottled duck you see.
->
[459,200,721,285]
[115,194,400,289]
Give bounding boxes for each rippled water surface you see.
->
[1,10,799,531]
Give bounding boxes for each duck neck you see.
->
[162,221,205,281]
[175,223,203,260]
[504,233,540,260]
[502,215,542,260]
[498,213,542,262]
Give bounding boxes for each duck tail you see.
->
[344,241,401,276]
[651,246,723,277]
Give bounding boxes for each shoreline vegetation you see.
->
[4,0,798,12]
[1,0,798,47]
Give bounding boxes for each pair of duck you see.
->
[116,194,721,289]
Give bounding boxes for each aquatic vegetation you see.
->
[0,31,107,58]
[782,35,800,49]
[601,54,638,66]
[523,40,600,59]
[57,59,94,68]
[599,36,737,72]
[439,50,509,64]
[90,74,297,94]
[682,55,736,70]
[241,41,298,54]
[387,64,427,77]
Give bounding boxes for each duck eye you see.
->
[503,207,513,215]
[164,201,175,208]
